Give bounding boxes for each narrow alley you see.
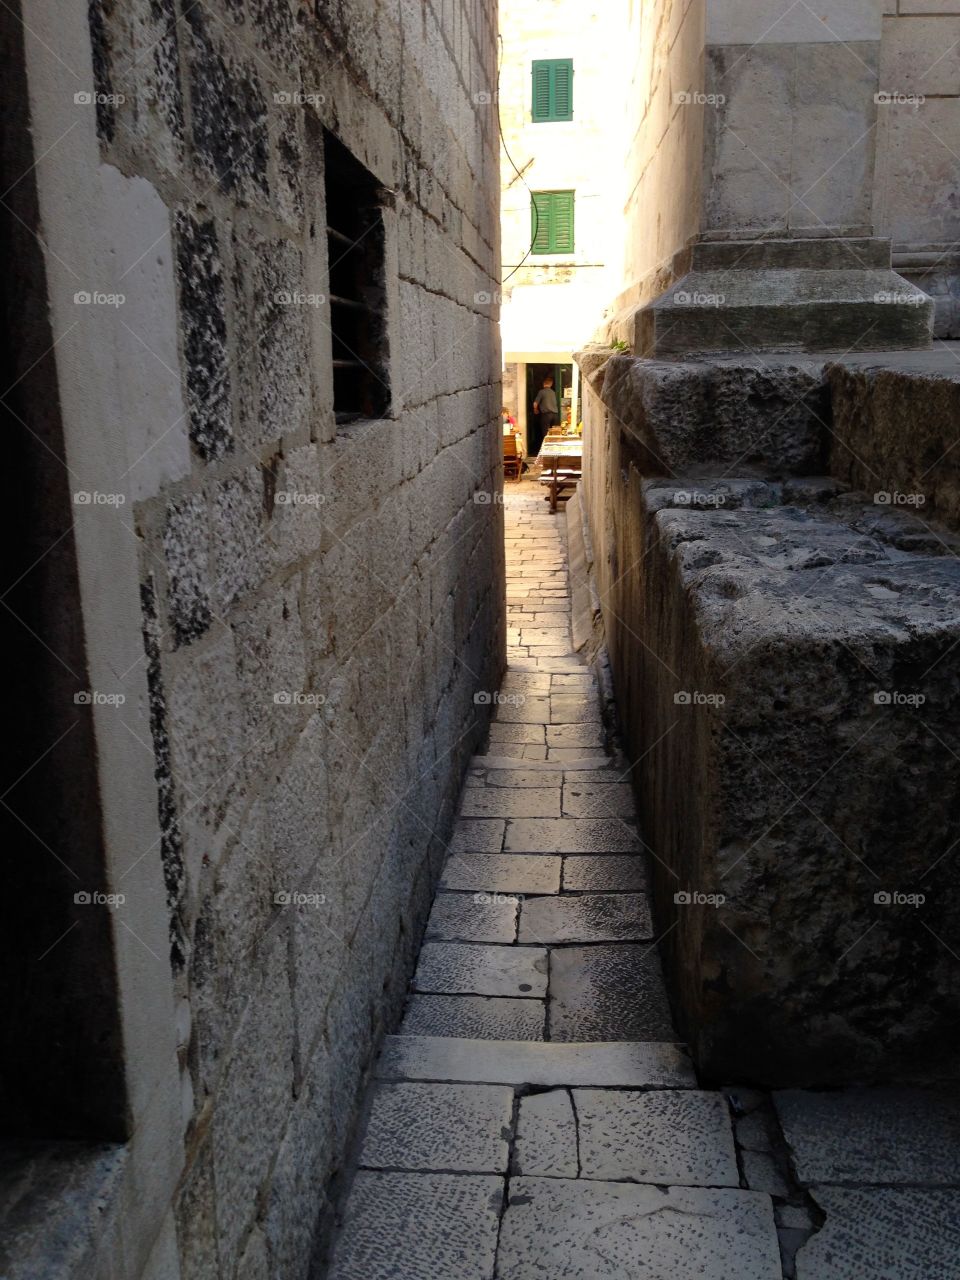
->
[322,482,956,1280]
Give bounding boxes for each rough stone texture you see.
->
[400,995,546,1042]
[71,0,504,1272]
[774,1089,960,1185]
[359,1083,513,1173]
[549,946,677,1042]
[376,1036,696,1089]
[518,892,653,944]
[425,893,519,945]
[578,354,960,1086]
[440,855,562,895]
[829,355,960,531]
[505,818,641,854]
[574,1089,740,1186]
[413,944,548,1000]
[562,855,649,892]
[326,1172,503,1280]
[497,1179,782,1280]
[795,1187,960,1280]
[514,1090,578,1177]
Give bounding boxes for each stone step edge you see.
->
[375,1035,696,1089]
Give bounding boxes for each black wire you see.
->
[497,32,539,284]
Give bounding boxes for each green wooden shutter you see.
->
[531,192,552,253]
[531,59,574,122]
[531,191,575,254]
[552,61,573,120]
[532,62,553,122]
[550,191,575,252]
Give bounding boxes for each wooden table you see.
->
[537,438,582,514]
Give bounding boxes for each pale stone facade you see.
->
[498,0,624,447]
[3,1,502,1276]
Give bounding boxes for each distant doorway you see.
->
[525,361,572,456]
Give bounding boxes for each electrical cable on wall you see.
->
[497,32,539,283]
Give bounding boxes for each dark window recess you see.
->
[323,131,390,424]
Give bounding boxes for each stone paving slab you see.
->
[562,854,650,892]
[359,1082,514,1173]
[460,787,561,819]
[546,748,611,763]
[518,893,653,944]
[514,1089,578,1177]
[425,893,519,944]
[574,1089,740,1186]
[326,1171,503,1280]
[448,820,505,854]
[467,768,560,787]
[550,945,676,1041]
[563,767,629,783]
[550,697,601,723]
[562,782,636,818]
[546,723,605,748]
[400,995,545,1041]
[376,1036,696,1088]
[505,818,641,853]
[439,854,562,894]
[493,697,552,724]
[774,1088,960,1184]
[413,944,547,998]
[795,1186,960,1280]
[487,723,545,744]
[496,1179,782,1280]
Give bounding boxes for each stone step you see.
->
[375,1034,696,1088]
[640,268,933,357]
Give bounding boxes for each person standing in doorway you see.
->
[532,375,559,434]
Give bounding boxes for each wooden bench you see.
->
[539,451,581,513]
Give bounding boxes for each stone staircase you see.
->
[321,481,960,1280]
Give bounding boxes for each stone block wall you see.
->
[576,351,960,1088]
[609,0,706,328]
[16,0,503,1276]
[876,2,960,336]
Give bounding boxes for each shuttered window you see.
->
[531,59,573,122]
[531,191,575,254]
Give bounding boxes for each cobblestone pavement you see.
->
[325,481,960,1279]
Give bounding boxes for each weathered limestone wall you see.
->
[16,1,503,1276]
[703,0,882,237]
[608,0,706,331]
[577,352,960,1088]
[876,2,960,336]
